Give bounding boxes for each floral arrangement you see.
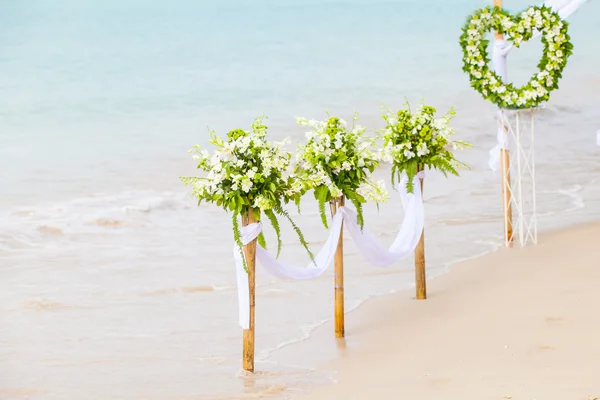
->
[295,114,388,229]
[460,5,572,109]
[180,116,312,269]
[381,101,470,192]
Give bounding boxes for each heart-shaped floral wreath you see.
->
[460,5,572,109]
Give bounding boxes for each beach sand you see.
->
[292,222,600,400]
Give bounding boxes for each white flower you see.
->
[262,158,273,170]
[273,157,286,170]
[381,149,393,163]
[329,184,342,198]
[259,150,270,160]
[237,137,251,152]
[296,117,308,126]
[357,180,389,203]
[223,142,236,154]
[241,177,253,193]
[416,143,430,157]
[253,195,272,210]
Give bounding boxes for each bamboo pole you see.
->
[414,172,426,300]
[501,147,513,245]
[330,196,345,338]
[494,0,514,246]
[493,0,503,37]
[242,209,257,372]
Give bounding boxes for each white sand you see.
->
[294,223,600,400]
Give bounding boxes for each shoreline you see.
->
[262,236,504,362]
[279,221,600,400]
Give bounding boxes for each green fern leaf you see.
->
[319,199,328,229]
[264,209,282,258]
[257,232,267,249]
[232,212,247,272]
[274,204,315,265]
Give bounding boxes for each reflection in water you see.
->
[336,337,347,353]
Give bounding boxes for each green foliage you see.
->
[460,5,572,109]
[257,232,266,250]
[232,211,247,272]
[295,113,388,230]
[381,100,471,192]
[318,197,328,229]
[272,204,315,264]
[264,209,282,258]
[180,116,313,271]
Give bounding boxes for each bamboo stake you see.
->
[242,209,257,372]
[493,0,503,38]
[414,172,426,300]
[494,0,514,246]
[501,134,513,246]
[330,196,345,338]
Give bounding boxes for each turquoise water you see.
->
[1,0,597,205]
[1,1,599,399]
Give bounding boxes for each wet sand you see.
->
[293,222,600,400]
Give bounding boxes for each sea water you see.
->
[1,0,599,398]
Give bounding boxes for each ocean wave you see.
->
[0,232,42,251]
[0,190,202,250]
[20,298,93,311]
[260,289,300,297]
[5,190,195,222]
[140,285,232,296]
[436,214,500,227]
[556,185,586,212]
[120,194,194,213]
[539,184,586,216]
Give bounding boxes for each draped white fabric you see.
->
[234,174,424,329]
[489,110,512,172]
[489,0,590,171]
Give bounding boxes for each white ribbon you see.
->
[488,0,590,171]
[489,36,511,172]
[489,110,512,172]
[234,173,425,329]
